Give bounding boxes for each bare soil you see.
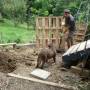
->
[0,46,89,90]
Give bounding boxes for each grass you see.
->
[0,19,35,43]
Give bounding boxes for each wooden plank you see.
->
[16,43,36,47]
[36,16,62,48]
[0,43,16,46]
[45,38,49,47]
[74,39,83,42]
[74,23,87,44]
[74,38,83,41]
[49,17,51,28]
[36,17,87,48]
[42,18,45,29]
[74,35,84,38]
[75,33,84,36]
[8,73,76,90]
[44,18,47,27]
[79,29,86,31]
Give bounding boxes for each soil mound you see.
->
[0,52,16,73]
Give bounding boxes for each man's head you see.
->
[64,9,70,17]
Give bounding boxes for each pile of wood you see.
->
[36,17,87,51]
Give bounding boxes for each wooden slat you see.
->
[16,43,36,47]
[0,43,16,46]
[36,17,87,48]
[75,33,85,36]
[79,29,86,31]
[74,23,87,44]
[8,73,76,90]
[74,38,83,41]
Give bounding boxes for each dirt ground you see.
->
[0,46,90,90]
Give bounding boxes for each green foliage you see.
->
[0,0,90,42]
[49,0,78,16]
[0,0,88,22]
[32,0,49,16]
[2,0,26,24]
[14,37,21,43]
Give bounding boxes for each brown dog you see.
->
[36,43,56,69]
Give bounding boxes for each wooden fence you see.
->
[36,17,87,48]
[36,16,63,48]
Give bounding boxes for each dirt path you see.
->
[0,47,89,90]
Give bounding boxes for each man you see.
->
[64,9,76,48]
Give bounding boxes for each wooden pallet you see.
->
[74,23,87,44]
[36,16,63,48]
[36,17,87,49]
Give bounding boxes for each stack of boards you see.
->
[62,40,90,66]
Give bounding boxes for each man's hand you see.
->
[63,26,68,33]
[61,21,65,26]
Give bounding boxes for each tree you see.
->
[26,0,34,29]
[2,0,26,25]
[0,0,4,21]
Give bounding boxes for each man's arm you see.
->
[69,21,75,31]
[69,16,75,31]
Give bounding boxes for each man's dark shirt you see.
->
[65,15,75,32]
